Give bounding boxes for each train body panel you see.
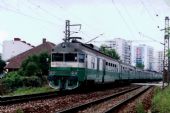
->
[48,41,162,90]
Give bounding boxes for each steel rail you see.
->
[104,86,151,113]
[0,90,76,105]
[56,86,141,113]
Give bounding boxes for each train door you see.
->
[97,58,100,78]
[102,60,106,83]
[119,65,122,80]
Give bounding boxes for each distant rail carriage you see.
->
[48,41,162,90]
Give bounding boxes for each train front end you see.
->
[48,42,86,90]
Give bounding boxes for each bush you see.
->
[24,62,40,76]
[1,72,23,91]
[1,52,50,93]
[37,75,48,85]
[1,72,43,92]
[22,76,42,87]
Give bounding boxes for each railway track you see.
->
[57,86,150,113]
[0,86,125,106]
[0,90,76,105]
[0,85,135,106]
[0,85,141,113]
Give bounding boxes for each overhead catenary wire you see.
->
[138,0,158,27]
[49,0,105,40]
[139,32,164,45]
[111,0,136,39]
[27,0,64,22]
[1,0,105,43]
[0,1,62,26]
[118,0,140,34]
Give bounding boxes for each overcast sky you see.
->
[0,0,170,52]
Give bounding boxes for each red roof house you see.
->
[5,39,55,71]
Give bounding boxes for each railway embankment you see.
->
[151,86,170,113]
[115,85,170,113]
[116,85,154,113]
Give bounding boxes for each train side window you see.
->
[106,62,108,65]
[91,57,95,69]
[78,53,85,63]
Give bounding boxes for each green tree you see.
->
[24,62,40,76]
[99,45,120,60]
[1,53,50,91]
[136,63,144,69]
[0,59,6,74]
[20,52,50,77]
[167,49,170,57]
[37,53,50,75]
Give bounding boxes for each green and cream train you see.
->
[48,41,162,90]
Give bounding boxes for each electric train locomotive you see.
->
[48,40,162,90]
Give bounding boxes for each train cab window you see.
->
[78,53,85,63]
[52,53,63,61]
[65,53,77,62]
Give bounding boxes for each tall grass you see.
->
[152,86,170,113]
[136,101,145,113]
[5,86,56,96]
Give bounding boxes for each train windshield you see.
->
[52,53,63,61]
[65,53,77,62]
[52,53,85,62]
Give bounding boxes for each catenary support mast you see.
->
[64,20,81,42]
[163,16,170,87]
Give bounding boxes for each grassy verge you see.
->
[152,86,170,113]
[5,86,56,96]
[136,101,145,113]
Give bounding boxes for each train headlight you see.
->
[71,71,78,75]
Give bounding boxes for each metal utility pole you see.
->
[65,20,70,42]
[163,16,170,87]
[64,20,81,42]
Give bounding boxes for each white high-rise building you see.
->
[154,51,164,72]
[104,38,132,64]
[2,38,34,61]
[134,44,154,70]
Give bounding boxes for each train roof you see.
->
[52,41,120,62]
